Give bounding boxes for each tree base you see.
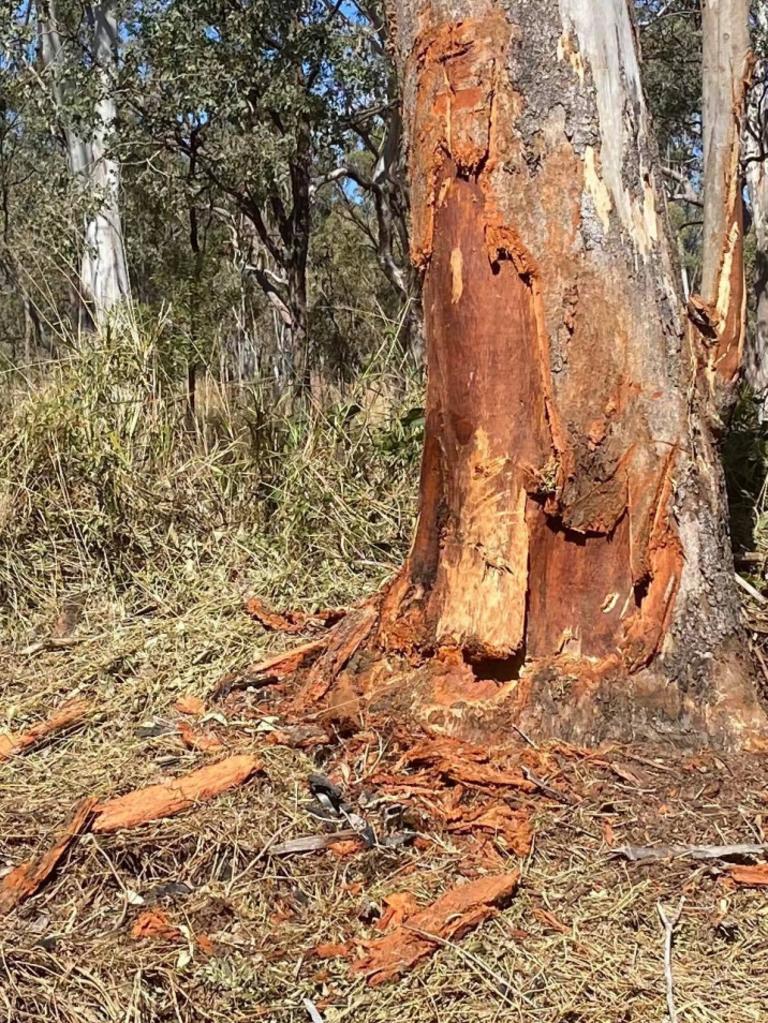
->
[285,603,768,753]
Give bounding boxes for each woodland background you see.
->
[0,0,767,634]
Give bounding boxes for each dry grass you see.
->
[2,323,768,1022]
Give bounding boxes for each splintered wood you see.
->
[0,797,97,915]
[0,698,92,762]
[93,754,262,832]
[352,872,520,985]
[245,597,346,634]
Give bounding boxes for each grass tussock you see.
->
[0,313,422,645]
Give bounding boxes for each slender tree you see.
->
[304,0,767,747]
[698,0,750,397]
[745,6,768,417]
[38,0,130,326]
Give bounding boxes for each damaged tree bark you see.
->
[699,0,750,397]
[296,0,766,749]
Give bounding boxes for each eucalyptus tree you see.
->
[37,0,131,326]
[307,0,767,747]
[121,0,406,391]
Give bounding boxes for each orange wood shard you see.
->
[352,871,519,985]
[727,863,768,886]
[177,721,224,753]
[0,698,92,762]
[245,597,347,633]
[93,754,262,833]
[215,637,328,695]
[131,908,182,941]
[174,694,206,716]
[0,797,97,915]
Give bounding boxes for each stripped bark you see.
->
[307,0,766,748]
[698,0,750,396]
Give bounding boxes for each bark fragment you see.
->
[351,871,519,985]
[0,797,97,915]
[93,755,262,832]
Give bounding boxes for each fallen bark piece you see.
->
[727,862,768,886]
[447,802,533,856]
[314,941,351,958]
[174,695,206,716]
[352,871,519,985]
[0,698,92,762]
[215,638,328,697]
[614,843,768,864]
[177,721,225,753]
[93,755,262,832]
[131,908,181,941]
[245,597,346,634]
[375,891,420,932]
[397,738,535,792]
[0,797,97,915]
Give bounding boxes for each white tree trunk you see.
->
[38,0,130,327]
[745,9,768,419]
[700,0,750,395]
[79,0,130,323]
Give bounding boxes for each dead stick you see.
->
[614,842,768,864]
[657,897,684,1023]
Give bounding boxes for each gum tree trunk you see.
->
[79,0,131,324]
[699,0,750,396]
[38,0,130,328]
[745,11,768,418]
[360,0,766,747]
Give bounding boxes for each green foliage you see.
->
[0,314,420,631]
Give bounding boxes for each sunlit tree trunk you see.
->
[342,0,767,747]
[79,0,131,324]
[38,0,130,328]
[745,11,768,418]
[699,0,750,398]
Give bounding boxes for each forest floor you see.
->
[2,589,768,1023]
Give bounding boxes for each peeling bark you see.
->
[698,0,750,397]
[305,0,766,748]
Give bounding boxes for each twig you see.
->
[735,573,767,604]
[614,842,768,864]
[657,897,684,1023]
[302,998,325,1023]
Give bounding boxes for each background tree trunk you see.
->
[79,0,131,325]
[369,0,766,747]
[38,0,130,329]
[745,9,768,419]
[699,0,750,396]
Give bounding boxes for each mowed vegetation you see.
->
[2,1,768,1021]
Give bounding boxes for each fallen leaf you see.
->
[727,863,768,886]
[0,797,97,915]
[0,698,92,762]
[352,871,519,985]
[93,755,262,832]
[174,695,206,716]
[131,909,181,941]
